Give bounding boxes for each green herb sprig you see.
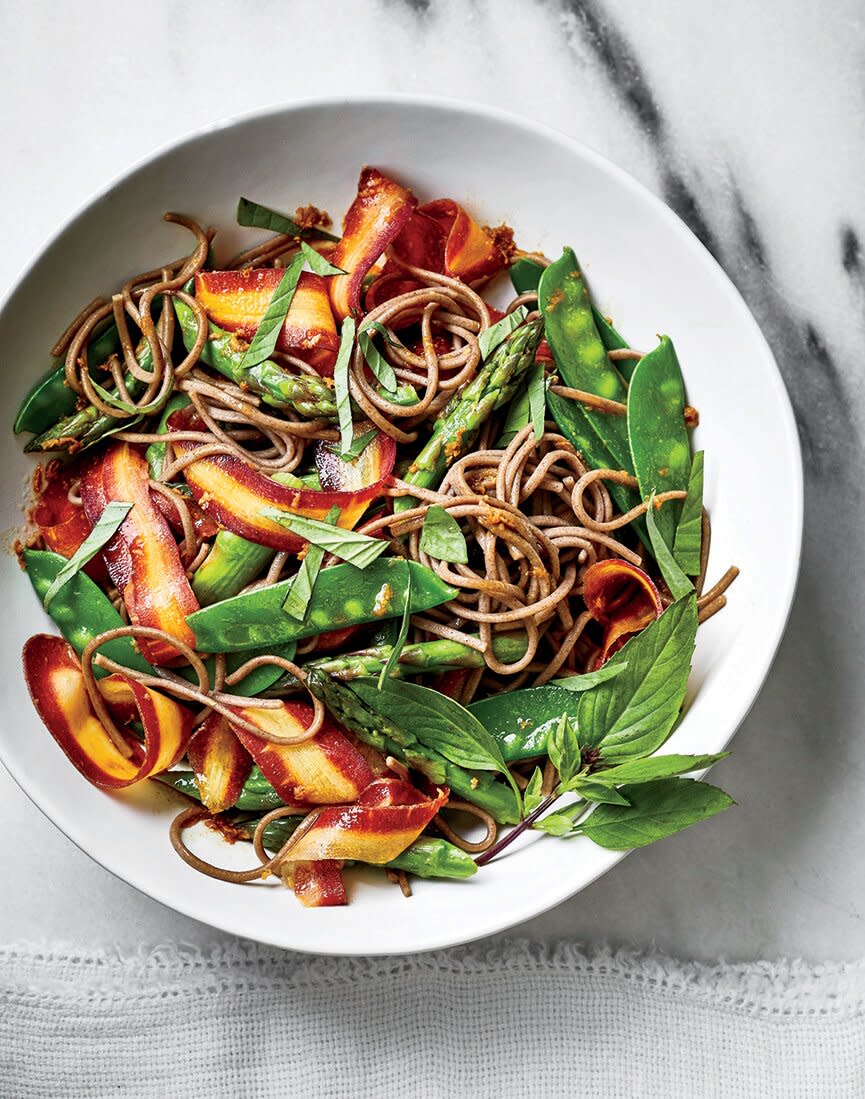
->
[42,501,133,609]
[476,595,732,864]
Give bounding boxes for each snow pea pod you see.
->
[158,766,285,811]
[626,336,691,547]
[469,684,580,762]
[14,323,120,436]
[253,815,478,880]
[156,787,478,879]
[538,250,645,532]
[591,311,636,379]
[24,549,294,696]
[192,531,274,607]
[23,549,153,677]
[511,255,632,370]
[509,256,545,296]
[219,642,298,697]
[189,471,320,607]
[188,559,458,653]
[387,836,478,880]
[539,249,631,444]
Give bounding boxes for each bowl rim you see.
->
[0,93,804,954]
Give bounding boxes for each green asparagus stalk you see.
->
[173,297,338,420]
[192,531,274,606]
[25,343,151,453]
[273,633,529,690]
[306,670,520,823]
[395,317,544,511]
[249,816,477,880]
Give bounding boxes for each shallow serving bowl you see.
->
[0,97,802,954]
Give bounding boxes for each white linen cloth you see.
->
[2,940,864,1098]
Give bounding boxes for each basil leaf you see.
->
[86,378,140,415]
[673,450,704,574]
[333,316,356,455]
[281,506,338,620]
[577,596,697,762]
[478,305,528,360]
[378,571,412,688]
[523,766,544,813]
[359,320,403,349]
[576,778,733,849]
[327,427,377,463]
[299,240,346,276]
[568,780,630,805]
[547,714,582,786]
[533,800,589,837]
[592,752,729,786]
[262,509,387,569]
[357,325,398,392]
[351,677,520,803]
[42,501,133,608]
[87,376,168,417]
[236,196,340,242]
[419,505,468,565]
[555,661,628,692]
[495,383,530,447]
[646,492,693,600]
[240,253,305,369]
[527,362,547,440]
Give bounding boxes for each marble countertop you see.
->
[1,0,862,963]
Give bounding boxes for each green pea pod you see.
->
[23,549,154,677]
[249,814,477,878]
[387,836,478,879]
[626,336,691,547]
[159,777,478,879]
[192,532,274,606]
[145,392,191,479]
[469,684,580,762]
[511,255,635,375]
[24,549,293,697]
[509,257,545,296]
[187,559,458,653]
[256,817,478,878]
[672,450,704,574]
[157,766,285,812]
[538,251,646,532]
[14,323,121,436]
[591,311,635,378]
[540,249,632,430]
[191,468,327,607]
[220,642,297,697]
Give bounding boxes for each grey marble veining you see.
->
[1,0,863,961]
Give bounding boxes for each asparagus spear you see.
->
[395,317,544,510]
[249,816,477,880]
[25,346,150,453]
[306,670,520,823]
[174,297,338,420]
[273,633,529,690]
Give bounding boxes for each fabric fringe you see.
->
[5,938,865,1017]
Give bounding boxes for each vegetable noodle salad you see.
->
[14,168,739,907]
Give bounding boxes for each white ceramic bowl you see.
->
[0,97,802,954]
